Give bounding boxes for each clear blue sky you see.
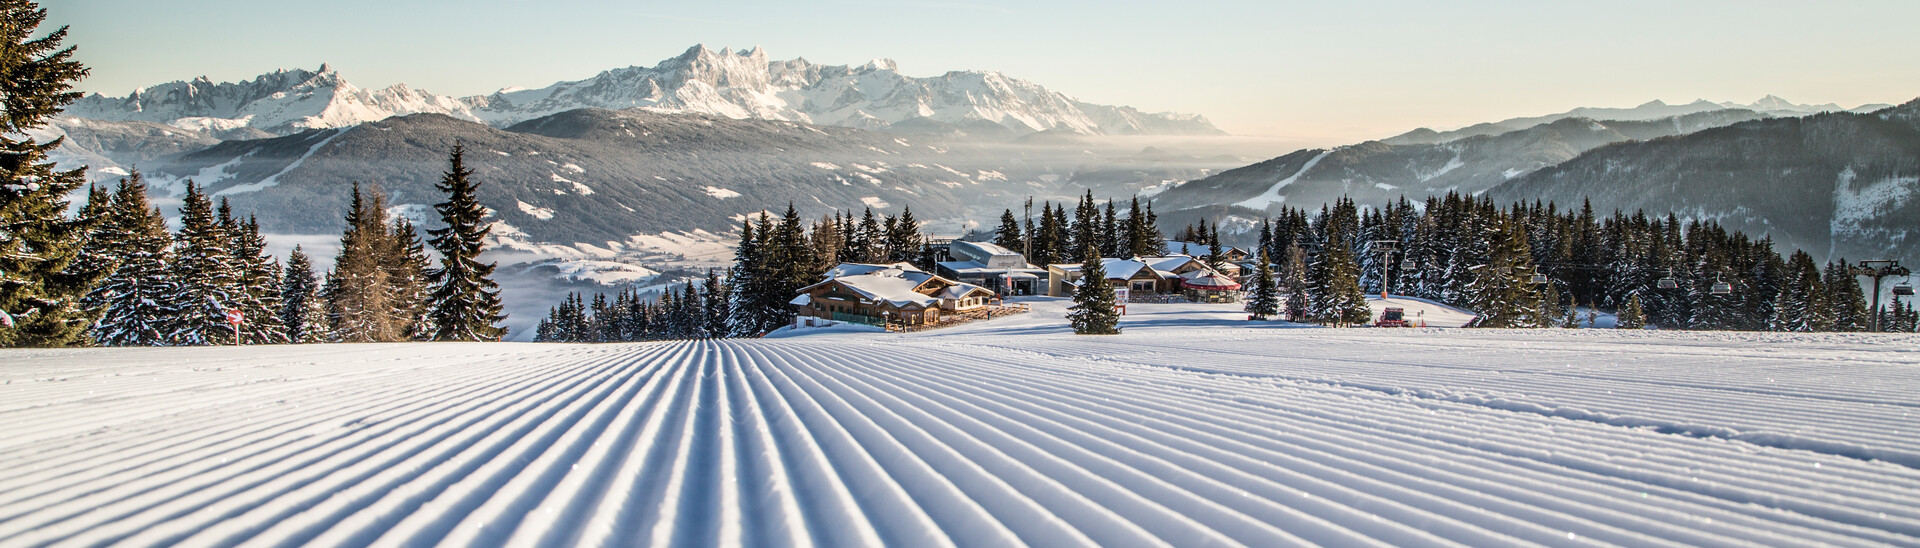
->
[49,0,1920,145]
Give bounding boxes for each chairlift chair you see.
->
[1710,281,1733,295]
[1530,273,1548,284]
[1894,280,1915,297]
[1399,258,1417,270]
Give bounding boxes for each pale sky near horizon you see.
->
[49,0,1920,146]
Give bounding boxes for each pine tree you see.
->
[1030,202,1060,266]
[1770,250,1827,332]
[702,268,729,339]
[1101,200,1121,258]
[230,215,287,344]
[1141,201,1167,256]
[994,209,1023,252]
[1618,293,1646,329]
[387,218,433,340]
[1066,249,1121,334]
[726,217,763,337]
[325,183,396,342]
[887,206,922,263]
[1824,260,1869,332]
[855,207,882,263]
[71,183,117,319]
[165,182,242,345]
[1314,235,1372,326]
[0,2,94,346]
[425,143,507,341]
[1206,226,1225,271]
[279,246,325,343]
[1282,243,1310,321]
[1245,249,1280,320]
[86,173,173,346]
[1465,216,1543,328]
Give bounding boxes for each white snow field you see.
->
[3,299,1919,547]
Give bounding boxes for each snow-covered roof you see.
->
[939,260,1044,276]
[829,273,938,309]
[947,241,1033,269]
[1057,258,1153,280]
[789,294,811,306]
[824,262,924,279]
[1147,255,1199,273]
[934,283,993,299]
[803,263,983,309]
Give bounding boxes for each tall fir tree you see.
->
[1282,243,1310,321]
[279,246,325,343]
[1142,201,1167,256]
[71,183,117,319]
[1465,215,1544,328]
[727,216,765,337]
[425,143,507,341]
[230,215,287,344]
[165,182,242,345]
[387,218,433,340]
[86,173,174,346]
[0,2,95,346]
[1100,200,1121,258]
[1066,249,1121,334]
[325,183,399,342]
[994,209,1024,253]
[1769,250,1827,332]
[702,268,729,339]
[886,205,923,264]
[1245,249,1280,321]
[1823,260,1869,332]
[855,207,883,263]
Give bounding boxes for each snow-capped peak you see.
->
[70,46,1223,138]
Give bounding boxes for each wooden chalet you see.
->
[792,263,998,326]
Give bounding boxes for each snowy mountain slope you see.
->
[3,301,1917,546]
[1485,99,1920,263]
[67,65,477,136]
[144,109,977,244]
[1150,109,1769,216]
[1384,95,1891,146]
[28,116,225,181]
[68,46,1221,139]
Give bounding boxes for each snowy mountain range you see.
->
[1148,108,1772,217]
[1383,96,1892,146]
[1486,99,1920,265]
[68,45,1222,139]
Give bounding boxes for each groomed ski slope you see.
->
[3,299,1918,547]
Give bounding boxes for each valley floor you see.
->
[2,299,1918,546]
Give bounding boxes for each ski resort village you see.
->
[9,1,1920,546]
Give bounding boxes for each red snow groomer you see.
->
[1375,307,1412,327]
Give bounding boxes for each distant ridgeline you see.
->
[532,192,1918,342]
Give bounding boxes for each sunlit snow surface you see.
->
[3,299,1918,546]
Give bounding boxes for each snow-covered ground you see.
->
[3,299,1918,546]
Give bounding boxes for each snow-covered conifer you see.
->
[87,173,174,346]
[279,246,325,343]
[0,3,95,347]
[164,182,242,345]
[425,143,507,341]
[1066,249,1121,335]
[1245,249,1280,321]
